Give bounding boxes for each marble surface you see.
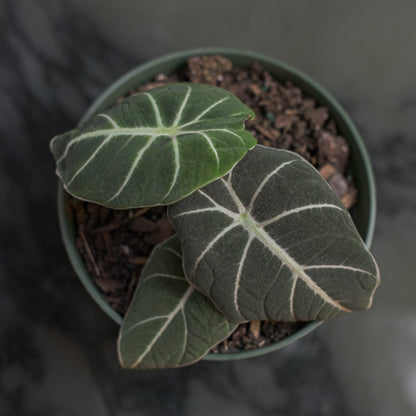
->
[1,0,415,415]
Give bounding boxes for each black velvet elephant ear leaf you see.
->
[50,83,256,208]
[117,236,237,369]
[168,145,380,323]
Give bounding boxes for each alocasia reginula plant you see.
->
[50,82,380,369]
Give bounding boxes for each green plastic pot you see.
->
[57,48,376,361]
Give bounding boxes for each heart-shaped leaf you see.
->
[169,145,380,323]
[50,83,256,208]
[117,236,237,369]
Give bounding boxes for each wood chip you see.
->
[328,173,348,198]
[255,124,280,141]
[128,256,148,265]
[92,207,151,233]
[143,214,175,245]
[318,132,349,172]
[126,272,139,304]
[249,320,261,339]
[284,109,298,115]
[274,113,299,129]
[319,163,337,180]
[341,187,358,209]
[128,216,158,232]
[79,230,100,277]
[305,106,329,130]
[94,275,125,292]
[102,232,112,252]
[249,84,263,96]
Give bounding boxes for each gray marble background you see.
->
[0,0,415,415]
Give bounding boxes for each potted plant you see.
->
[52,49,380,369]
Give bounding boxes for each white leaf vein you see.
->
[179,97,229,128]
[289,274,298,320]
[303,265,377,279]
[98,113,119,128]
[198,133,220,167]
[162,136,180,201]
[178,308,188,363]
[197,190,240,218]
[67,133,114,186]
[173,207,234,219]
[122,316,168,339]
[106,135,159,203]
[260,204,344,227]
[173,86,192,127]
[233,236,254,315]
[192,222,241,276]
[248,159,300,213]
[140,272,184,286]
[220,178,245,213]
[162,247,182,259]
[56,128,160,165]
[178,129,245,146]
[144,93,164,127]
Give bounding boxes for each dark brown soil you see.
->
[72,56,357,353]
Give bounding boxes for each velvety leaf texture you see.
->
[117,236,237,369]
[50,83,256,208]
[169,145,380,323]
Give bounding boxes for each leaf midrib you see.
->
[57,127,245,168]
[66,126,245,141]
[72,126,179,141]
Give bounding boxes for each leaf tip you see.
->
[49,135,58,152]
[366,260,381,310]
[247,108,256,121]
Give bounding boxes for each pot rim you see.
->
[57,47,376,361]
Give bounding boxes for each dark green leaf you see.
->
[169,145,380,323]
[117,236,237,369]
[50,83,256,208]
